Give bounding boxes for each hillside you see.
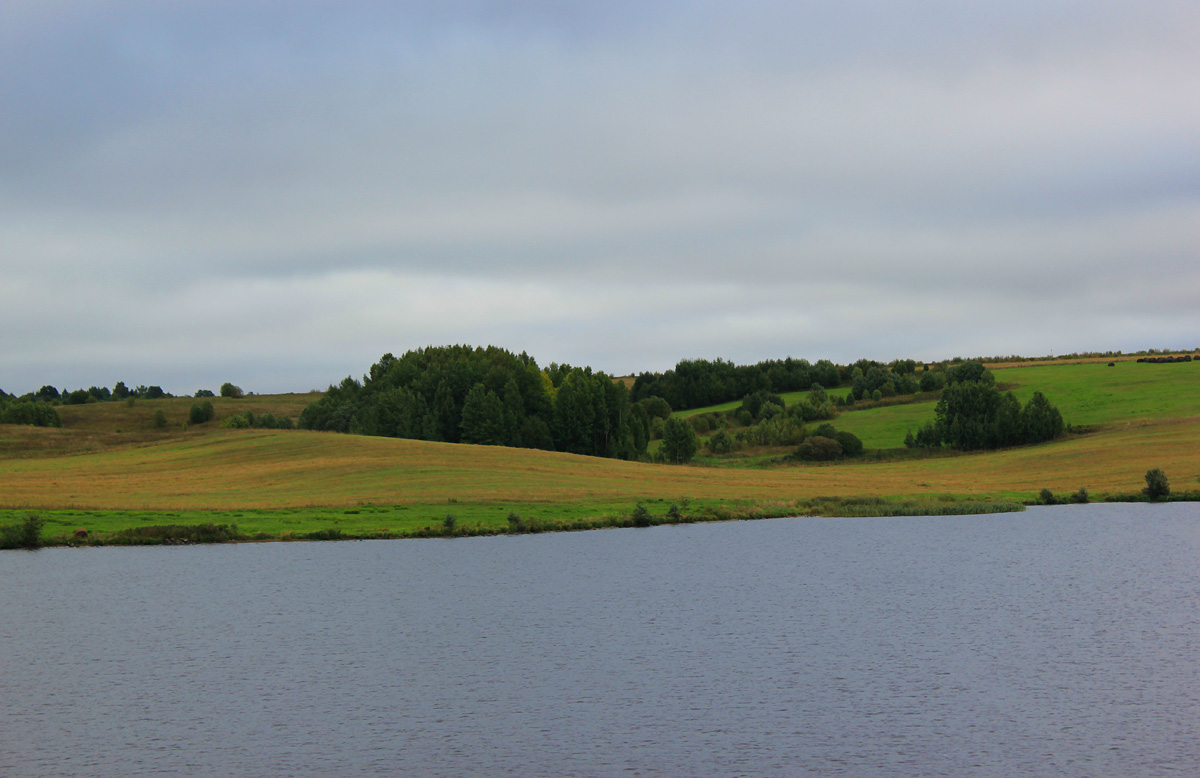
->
[1,358,1196,542]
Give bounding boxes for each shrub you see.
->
[220,382,244,399]
[111,523,239,544]
[707,428,734,455]
[0,514,44,549]
[834,430,864,457]
[153,409,168,428]
[1039,488,1058,505]
[0,401,62,427]
[1071,487,1089,504]
[188,401,215,425]
[794,436,843,461]
[667,503,682,521]
[507,512,526,533]
[1143,468,1170,501]
[442,514,457,532]
[221,414,251,429]
[631,503,652,527]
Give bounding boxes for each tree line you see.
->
[298,345,651,460]
[630,356,943,411]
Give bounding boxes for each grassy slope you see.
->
[812,360,1200,449]
[2,361,1197,540]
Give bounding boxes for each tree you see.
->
[1021,391,1064,443]
[1143,468,1170,501]
[459,384,505,445]
[660,417,698,464]
[220,382,244,399]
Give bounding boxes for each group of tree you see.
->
[632,357,839,411]
[631,356,934,412]
[298,345,650,460]
[905,362,1064,450]
[0,394,62,427]
[0,380,250,411]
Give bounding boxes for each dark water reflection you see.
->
[3,503,1199,777]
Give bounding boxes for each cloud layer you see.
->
[3,1,1198,394]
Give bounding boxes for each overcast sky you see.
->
[3,1,1198,395]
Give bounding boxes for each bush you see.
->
[0,514,44,549]
[794,436,843,461]
[1071,487,1089,504]
[111,523,240,544]
[1143,468,1170,500]
[1039,488,1058,505]
[834,430,864,457]
[0,400,62,427]
[707,428,734,455]
[631,503,652,527]
[188,401,215,425]
[220,382,244,398]
[507,512,526,533]
[442,514,457,532]
[153,409,168,428]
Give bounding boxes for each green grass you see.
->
[995,360,1200,426]
[807,360,1200,449]
[1,495,1030,546]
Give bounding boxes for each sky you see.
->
[3,1,1198,396]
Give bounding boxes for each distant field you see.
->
[829,359,1200,448]
[2,359,1197,543]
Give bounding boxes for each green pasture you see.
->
[831,359,1200,449]
[671,359,1200,453]
[996,360,1200,426]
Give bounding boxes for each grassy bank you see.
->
[1,495,1029,547]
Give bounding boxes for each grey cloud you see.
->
[1,1,1198,394]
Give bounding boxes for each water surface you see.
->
[2,503,1198,776]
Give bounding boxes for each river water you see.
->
[2,503,1198,777]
